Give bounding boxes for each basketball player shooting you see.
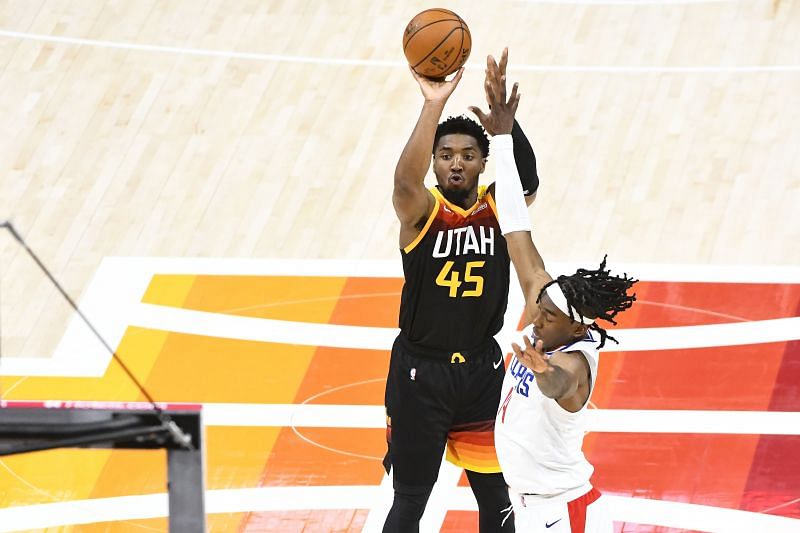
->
[383,54,540,532]
[480,52,637,532]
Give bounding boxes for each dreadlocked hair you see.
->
[537,256,637,348]
[433,115,490,158]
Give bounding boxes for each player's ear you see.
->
[571,322,588,337]
[480,157,487,173]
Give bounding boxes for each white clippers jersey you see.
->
[494,330,600,495]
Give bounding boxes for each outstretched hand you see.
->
[410,66,465,103]
[512,335,550,374]
[469,47,520,135]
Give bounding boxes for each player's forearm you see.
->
[532,364,573,399]
[511,120,539,197]
[494,135,531,234]
[394,100,445,189]
[494,135,546,294]
[505,231,546,280]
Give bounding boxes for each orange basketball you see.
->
[403,8,471,80]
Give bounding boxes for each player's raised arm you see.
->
[470,48,540,206]
[480,54,552,305]
[393,68,464,246]
[495,137,552,306]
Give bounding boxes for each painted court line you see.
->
[201,403,800,435]
[124,303,800,352]
[0,487,797,533]
[523,0,733,4]
[0,30,798,73]
[83,257,800,283]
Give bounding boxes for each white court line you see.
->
[361,473,395,533]
[129,302,395,349]
[0,30,798,73]
[0,357,112,377]
[236,403,800,530]
[604,495,800,533]
[585,409,800,435]
[0,486,798,533]
[523,0,732,3]
[201,403,800,435]
[124,303,800,351]
[59,257,800,282]
[605,316,800,352]
[1,258,798,377]
[419,458,465,532]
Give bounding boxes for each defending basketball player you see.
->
[480,54,637,532]
[383,52,540,532]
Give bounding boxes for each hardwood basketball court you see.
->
[0,1,798,531]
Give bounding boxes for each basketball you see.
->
[402,8,471,80]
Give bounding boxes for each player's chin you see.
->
[442,182,475,196]
[536,337,555,353]
[439,182,474,204]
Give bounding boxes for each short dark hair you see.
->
[537,256,638,348]
[433,116,490,158]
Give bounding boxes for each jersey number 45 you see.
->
[436,260,485,298]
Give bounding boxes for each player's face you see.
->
[530,293,585,352]
[432,134,486,202]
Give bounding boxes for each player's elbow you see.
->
[540,381,573,401]
[540,367,579,400]
[537,382,566,400]
[557,379,579,400]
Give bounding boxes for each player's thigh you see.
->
[385,343,457,485]
[584,496,614,533]
[512,498,567,533]
[456,341,505,424]
[510,491,610,533]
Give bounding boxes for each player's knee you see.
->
[393,482,433,515]
[383,483,434,531]
[467,471,510,507]
[466,471,516,532]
